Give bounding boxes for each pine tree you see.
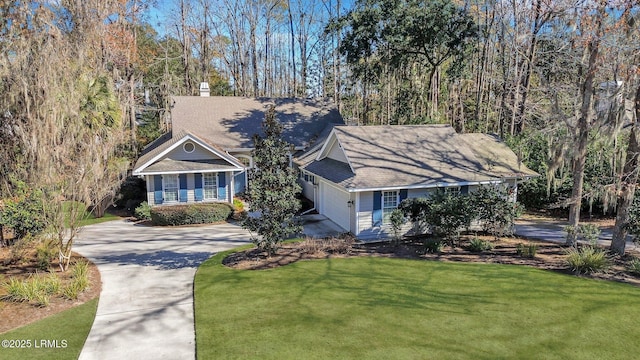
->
[242,105,302,255]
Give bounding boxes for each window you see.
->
[183,142,195,153]
[382,191,398,224]
[203,173,217,200]
[443,186,460,196]
[163,175,179,202]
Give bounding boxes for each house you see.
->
[132,91,344,206]
[295,125,538,240]
[133,88,537,240]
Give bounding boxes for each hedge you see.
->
[150,203,234,226]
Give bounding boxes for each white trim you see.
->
[162,174,179,203]
[203,173,218,200]
[136,168,240,176]
[354,192,361,236]
[315,129,355,173]
[133,133,245,175]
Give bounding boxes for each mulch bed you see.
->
[223,234,640,287]
[0,248,101,334]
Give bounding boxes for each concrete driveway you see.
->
[74,219,250,360]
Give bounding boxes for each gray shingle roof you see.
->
[458,133,539,178]
[169,96,344,149]
[301,125,537,191]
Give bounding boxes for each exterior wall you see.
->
[145,171,232,206]
[166,141,220,161]
[327,140,348,163]
[318,180,351,231]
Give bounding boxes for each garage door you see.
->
[319,182,350,231]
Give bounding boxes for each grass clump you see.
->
[466,237,493,252]
[2,273,61,307]
[516,242,538,258]
[566,246,611,274]
[627,257,640,276]
[62,260,90,300]
[422,239,443,253]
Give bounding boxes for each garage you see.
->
[318,181,351,231]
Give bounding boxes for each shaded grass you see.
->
[0,298,98,360]
[195,252,640,360]
[63,201,120,228]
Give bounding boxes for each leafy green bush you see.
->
[466,237,493,253]
[422,239,443,253]
[578,224,601,245]
[134,201,152,221]
[0,180,45,240]
[151,203,233,226]
[516,242,538,258]
[36,238,58,271]
[469,185,522,237]
[566,246,611,274]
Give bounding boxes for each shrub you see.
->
[0,180,45,240]
[60,260,90,300]
[469,185,522,238]
[150,203,233,226]
[233,198,244,212]
[36,237,58,271]
[578,224,601,245]
[134,201,152,221]
[566,246,611,274]
[466,237,493,253]
[422,239,443,253]
[516,243,538,258]
[627,257,640,276]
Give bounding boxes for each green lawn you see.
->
[0,298,98,360]
[195,252,640,360]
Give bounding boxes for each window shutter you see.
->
[154,175,163,204]
[372,191,382,226]
[218,172,227,200]
[461,185,469,195]
[179,174,188,202]
[194,173,203,201]
[399,189,408,203]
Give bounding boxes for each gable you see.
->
[301,125,504,191]
[133,132,244,175]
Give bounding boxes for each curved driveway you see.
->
[74,219,250,360]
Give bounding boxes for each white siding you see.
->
[166,142,219,161]
[327,140,348,163]
[357,191,374,236]
[319,181,350,231]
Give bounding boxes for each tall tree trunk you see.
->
[287,0,296,97]
[566,5,604,246]
[611,84,640,255]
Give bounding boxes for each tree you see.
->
[242,105,302,255]
[330,0,477,124]
[469,185,523,238]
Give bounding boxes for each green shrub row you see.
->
[150,203,234,226]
